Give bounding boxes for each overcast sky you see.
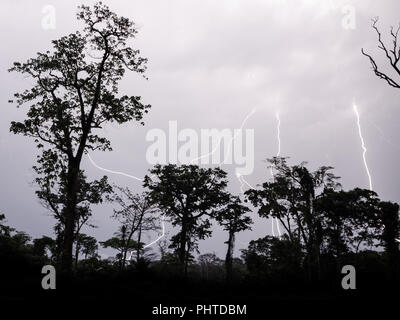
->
[1,0,400,258]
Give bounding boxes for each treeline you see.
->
[2,157,399,293]
[4,3,400,301]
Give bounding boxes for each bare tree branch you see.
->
[362,18,400,89]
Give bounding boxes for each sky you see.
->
[1,0,400,259]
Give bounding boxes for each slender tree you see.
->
[108,187,159,267]
[101,225,139,270]
[8,2,150,272]
[74,233,98,267]
[216,196,252,282]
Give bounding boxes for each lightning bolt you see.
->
[89,109,257,258]
[236,171,253,194]
[224,108,257,166]
[219,108,256,250]
[231,109,257,195]
[366,118,400,151]
[87,153,144,181]
[363,118,400,243]
[126,214,166,261]
[86,153,165,257]
[353,103,373,191]
[192,107,256,193]
[275,112,282,157]
[236,172,246,194]
[353,104,400,244]
[270,112,282,238]
[190,108,257,165]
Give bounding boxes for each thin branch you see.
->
[361,48,400,88]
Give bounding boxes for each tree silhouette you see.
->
[35,159,111,263]
[108,187,159,266]
[314,187,380,277]
[8,2,150,272]
[74,233,98,267]
[101,225,140,270]
[144,164,228,277]
[360,20,400,276]
[33,235,56,261]
[0,214,15,237]
[245,157,340,281]
[198,253,224,281]
[241,235,303,281]
[378,201,400,280]
[216,196,252,282]
[362,17,400,89]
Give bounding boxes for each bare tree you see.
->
[108,186,159,268]
[362,17,400,89]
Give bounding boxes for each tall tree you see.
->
[216,196,252,282]
[8,2,150,272]
[144,164,228,277]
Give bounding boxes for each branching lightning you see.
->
[214,108,256,193]
[353,103,373,191]
[86,153,165,258]
[87,153,144,181]
[191,108,256,165]
[236,172,253,194]
[87,104,390,256]
[367,118,400,151]
[224,108,257,166]
[270,112,282,238]
[127,214,166,260]
[88,109,257,257]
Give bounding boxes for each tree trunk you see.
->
[122,248,128,269]
[61,164,79,273]
[179,215,188,276]
[121,229,128,270]
[304,195,321,283]
[225,231,234,282]
[137,225,142,262]
[74,239,80,269]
